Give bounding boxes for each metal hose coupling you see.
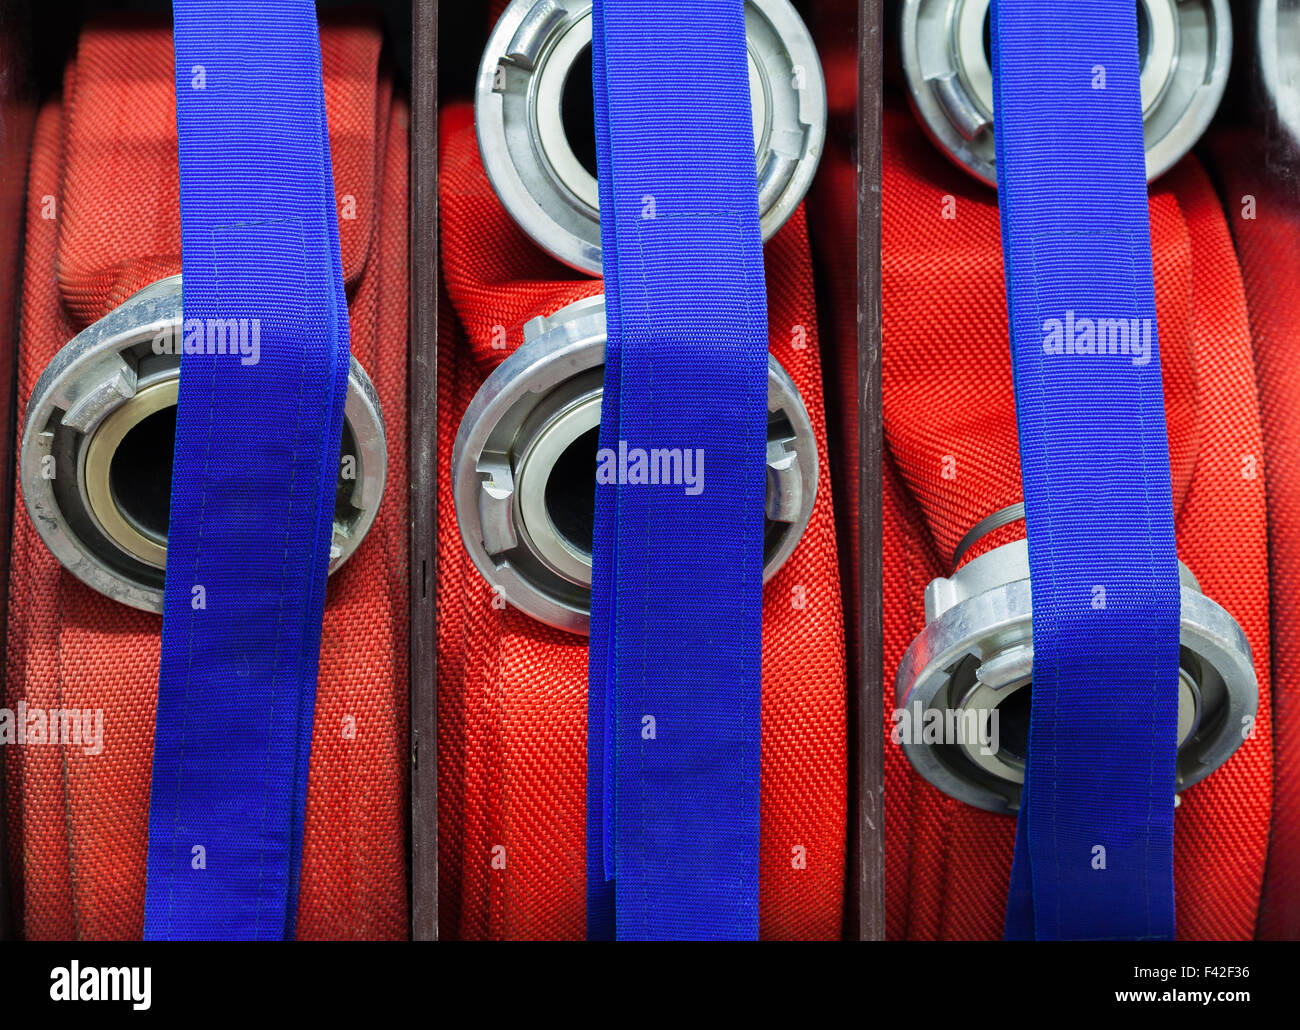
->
[895,503,1259,814]
[452,294,818,634]
[1257,0,1300,149]
[476,0,826,274]
[20,275,387,612]
[900,0,1232,185]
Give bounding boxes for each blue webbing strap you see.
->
[144,0,349,940]
[991,0,1181,940]
[585,0,768,940]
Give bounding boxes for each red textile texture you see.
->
[437,100,849,939]
[872,105,1272,940]
[1208,131,1300,940]
[5,15,411,940]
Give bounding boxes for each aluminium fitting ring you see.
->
[20,275,386,613]
[452,294,819,634]
[475,0,827,274]
[1257,0,1300,149]
[895,536,1258,814]
[900,0,1232,186]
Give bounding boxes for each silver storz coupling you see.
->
[452,294,819,634]
[476,0,827,274]
[900,0,1232,185]
[1257,0,1300,148]
[895,505,1259,814]
[20,275,387,612]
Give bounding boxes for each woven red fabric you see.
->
[1208,133,1300,940]
[876,105,1272,939]
[5,15,410,940]
[437,100,849,939]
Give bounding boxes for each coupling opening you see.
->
[20,276,387,612]
[900,0,1231,185]
[108,402,175,548]
[896,537,1258,814]
[513,375,603,588]
[933,646,1203,795]
[971,4,1154,92]
[990,680,1030,763]
[559,42,599,183]
[87,378,179,570]
[476,0,826,273]
[453,294,820,634]
[544,424,600,562]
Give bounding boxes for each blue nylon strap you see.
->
[991,0,1181,940]
[585,0,768,940]
[144,0,349,940]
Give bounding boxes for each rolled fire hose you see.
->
[869,99,1272,939]
[817,6,1265,937]
[5,16,411,940]
[437,0,847,940]
[1208,0,1300,939]
[6,3,1272,942]
[1209,140,1299,942]
[803,0,1274,940]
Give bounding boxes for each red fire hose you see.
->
[4,16,411,940]
[436,100,850,940]
[867,105,1272,940]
